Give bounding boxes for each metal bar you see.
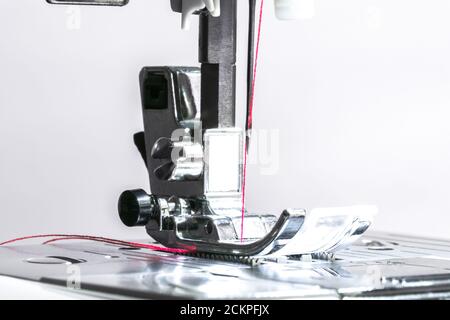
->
[199,0,237,129]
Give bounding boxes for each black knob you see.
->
[118,189,154,227]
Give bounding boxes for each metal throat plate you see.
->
[1,232,450,299]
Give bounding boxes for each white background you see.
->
[0,0,449,241]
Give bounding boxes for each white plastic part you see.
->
[181,0,221,30]
[181,0,206,30]
[203,0,215,12]
[210,0,221,17]
[274,0,315,20]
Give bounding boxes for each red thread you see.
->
[0,234,195,254]
[241,0,265,241]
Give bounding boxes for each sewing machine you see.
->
[0,0,450,300]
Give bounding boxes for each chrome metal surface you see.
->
[1,232,450,299]
[172,68,202,128]
[148,209,306,256]
[142,192,375,257]
[168,138,204,181]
